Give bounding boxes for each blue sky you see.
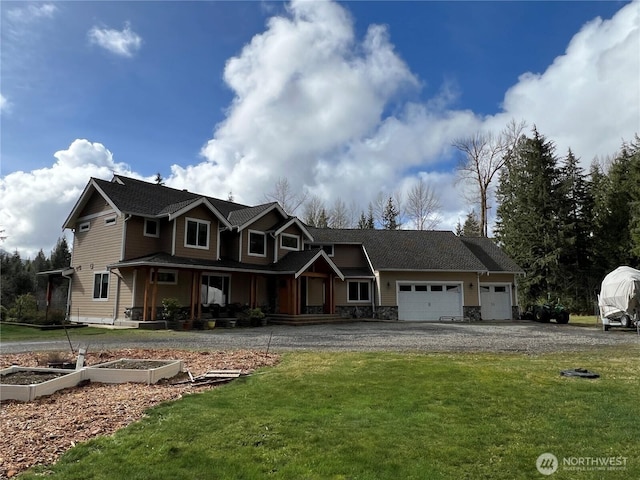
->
[1,0,638,257]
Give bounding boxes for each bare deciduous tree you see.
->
[453,119,526,236]
[303,195,325,227]
[329,198,350,229]
[264,177,308,215]
[406,177,441,230]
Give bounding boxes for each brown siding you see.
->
[173,206,220,260]
[240,211,282,265]
[276,224,304,260]
[124,216,163,259]
[332,244,368,268]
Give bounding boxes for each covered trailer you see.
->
[598,266,640,331]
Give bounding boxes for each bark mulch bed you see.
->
[0,348,280,479]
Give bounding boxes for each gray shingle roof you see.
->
[459,237,523,273]
[308,228,521,273]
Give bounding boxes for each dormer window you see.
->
[185,218,210,249]
[280,233,300,251]
[144,219,159,238]
[248,230,266,257]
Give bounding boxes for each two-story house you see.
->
[59,175,522,326]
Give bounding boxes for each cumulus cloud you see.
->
[88,22,142,58]
[171,0,475,225]
[488,0,640,163]
[0,140,133,258]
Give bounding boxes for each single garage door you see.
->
[397,283,462,321]
[480,285,512,320]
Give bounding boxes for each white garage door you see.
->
[397,283,462,321]
[480,285,512,320]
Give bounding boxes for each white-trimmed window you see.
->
[185,218,210,249]
[248,230,266,257]
[280,233,300,251]
[306,244,334,256]
[144,219,159,237]
[348,281,370,302]
[151,269,178,285]
[93,272,109,300]
[78,221,90,233]
[105,216,117,226]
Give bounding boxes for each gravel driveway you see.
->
[2,320,638,354]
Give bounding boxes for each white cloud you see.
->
[7,3,57,23]
[88,22,142,58]
[173,0,474,219]
[0,94,10,114]
[0,140,132,258]
[489,0,640,164]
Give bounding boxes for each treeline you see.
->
[495,129,640,313]
[0,237,71,322]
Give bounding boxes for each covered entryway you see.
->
[480,284,512,320]
[397,283,463,321]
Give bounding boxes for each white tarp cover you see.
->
[200,285,225,307]
[598,266,640,318]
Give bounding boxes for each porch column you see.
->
[329,274,335,314]
[295,277,301,315]
[150,267,159,320]
[197,271,202,319]
[250,275,257,308]
[143,267,150,321]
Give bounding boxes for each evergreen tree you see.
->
[461,210,481,237]
[50,237,71,269]
[555,149,594,311]
[154,173,165,185]
[495,128,562,305]
[366,203,375,229]
[317,208,329,228]
[382,197,400,230]
[357,212,368,229]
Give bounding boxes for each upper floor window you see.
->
[105,216,117,226]
[78,221,90,233]
[306,244,334,256]
[144,219,159,238]
[248,230,266,257]
[185,218,209,249]
[93,272,109,300]
[280,233,300,251]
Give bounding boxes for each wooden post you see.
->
[150,267,159,320]
[143,268,150,321]
[197,271,202,320]
[329,274,334,314]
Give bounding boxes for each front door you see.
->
[278,279,292,314]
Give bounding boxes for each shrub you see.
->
[161,298,181,320]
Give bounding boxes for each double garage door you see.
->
[397,283,462,321]
[397,282,513,321]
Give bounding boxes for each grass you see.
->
[0,323,167,342]
[570,315,601,327]
[19,346,640,480]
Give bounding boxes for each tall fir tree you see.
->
[382,197,400,230]
[495,128,562,305]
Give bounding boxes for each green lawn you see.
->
[19,346,639,480]
[0,323,169,342]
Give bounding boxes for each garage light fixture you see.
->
[468,282,474,289]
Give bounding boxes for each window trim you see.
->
[248,230,267,257]
[78,221,90,233]
[144,218,160,238]
[347,280,370,303]
[104,216,117,226]
[150,269,178,285]
[184,217,210,250]
[92,271,109,301]
[280,233,300,251]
